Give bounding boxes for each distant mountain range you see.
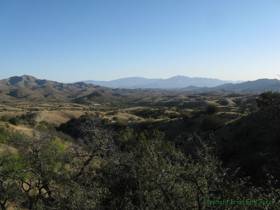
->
[0,75,279,102]
[81,76,243,89]
[183,79,280,93]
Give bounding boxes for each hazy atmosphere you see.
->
[0,0,280,82]
[1,1,280,209]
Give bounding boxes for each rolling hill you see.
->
[0,75,279,102]
[0,75,107,100]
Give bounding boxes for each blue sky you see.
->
[0,0,280,83]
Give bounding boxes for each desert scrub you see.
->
[199,115,226,131]
[101,118,110,125]
[106,110,119,115]
[168,112,179,119]
[180,112,190,121]
[114,119,124,129]
[112,116,119,121]
[191,109,203,118]
[157,115,163,119]
[128,116,135,122]
[37,121,56,131]
[9,117,21,126]
[205,104,221,115]
[139,118,155,130]
[0,115,11,121]
[218,99,229,106]
[145,118,154,123]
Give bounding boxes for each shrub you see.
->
[128,117,135,122]
[39,121,49,126]
[113,116,118,121]
[27,119,37,127]
[233,98,242,106]
[218,99,229,106]
[37,121,56,131]
[256,91,280,109]
[1,115,11,121]
[9,117,21,126]
[180,112,190,121]
[0,126,6,135]
[239,105,247,115]
[0,134,6,144]
[205,104,221,115]
[107,111,119,115]
[191,109,203,118]
[101,118,110,125]
[114,119,124,129]
[199,115,226,131]
[168,112,179,119]
[140,118,154,130]
[23,120,30,125]
[157,115,164,119]
[4,122,10,128]
[145,118,154,123]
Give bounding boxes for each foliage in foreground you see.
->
[0,115,279,209]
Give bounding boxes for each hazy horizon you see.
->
[1,0,279,83]
[1,73,272,85]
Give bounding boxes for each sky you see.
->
[0,0,280,83]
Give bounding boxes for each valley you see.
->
[0,75,279,209]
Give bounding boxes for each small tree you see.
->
[205,104,221,115]
[199,115,225,131]
[9,117,20,126]
[218,99,229,106]
[256,91,280,109]
[128,116,135,122]
[0,115,11,121]
[168,112,180,119]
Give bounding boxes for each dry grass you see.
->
[11,124,34,137]
[29,110,88,125]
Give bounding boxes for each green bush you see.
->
[139,118,154,130]
[4,122,10,128]
[95,112,100,117]
[27,119,37,127]
[37,121,56,131]
[1,115,11,121]
[180,112,190,121]
[0,134,6,144]
[168,112,179,119]
[256,91,280,109]
[218,99,229,106]
[199,115,226,131]
[39,121,49,126]
[0,126,5,135]
[113,116,118,121]
[128,116,135,122]
[191,109,203,118]
[114,119,123,129]
[101,118,110,125]
[205,104,221,115]
[9,117,21,126]
[145,118,154,123]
